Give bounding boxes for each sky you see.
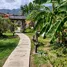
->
[0,0,33,9]
[0,0,52,9]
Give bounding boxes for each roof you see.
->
[9,15,26,20]
[0,12,5,15]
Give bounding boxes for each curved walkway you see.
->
[3,33,31,67]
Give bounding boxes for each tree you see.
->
[27,0,67,44]
[28,2,33,13]
[33,0,47,4]
[21,2,42,16]
[0,17,12,36]
[21,4,29,16]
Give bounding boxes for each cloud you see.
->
[0,0,33,9]
[5,0,16,3]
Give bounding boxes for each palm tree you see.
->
[28,2,33,13]
[21,4,29,16]
[21,6,24,15]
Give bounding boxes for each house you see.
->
[0,12,12,18]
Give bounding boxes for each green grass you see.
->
[33,54,49,67]
[25,29,67,67]
[25,32,34,51]
[26,32,50,67]
[0,33,19,67]
[25,29,49,67]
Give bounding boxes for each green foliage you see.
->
[58,1,67,11]
[26,0,67,66]
[47,43,67,67]
[0,16,16,37]
[46,16,67,41]
[27,0,67,43]
[26,10,39,21]
[0,17,11,36]
[63,47,67,54]
[26,31,67,67]
[52,57,67,67]
[33,0,48,4]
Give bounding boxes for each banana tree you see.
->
[45,0,67,43]
[27,0,67,44]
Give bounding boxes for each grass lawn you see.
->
[0,33,19,67]
[25,29,50,67]
[25,29,67,67]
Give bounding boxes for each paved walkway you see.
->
[3,33,31,67]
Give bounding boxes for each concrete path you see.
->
[3,33,31,67]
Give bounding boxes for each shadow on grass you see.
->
[0,42,17,52]
[0,34,19,53]
[0,35,18,39]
